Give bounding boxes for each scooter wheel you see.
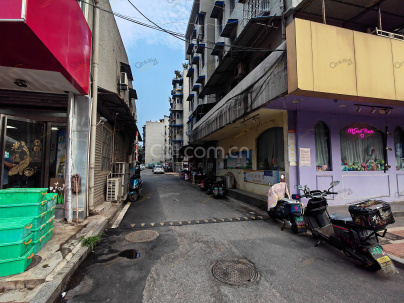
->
[128,192,139,202]
[291,223,299,234]
[365,261,381,272]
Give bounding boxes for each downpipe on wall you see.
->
[89,0,100,212]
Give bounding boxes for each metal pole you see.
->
[322,0,326,24]
[65,92,74,221]
[89,0,100,212]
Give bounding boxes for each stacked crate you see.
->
[0,189,56,277]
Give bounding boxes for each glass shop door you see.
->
[1,116,46,189]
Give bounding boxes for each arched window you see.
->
[315,121,331,171]
[257,127,284,171]
[340,123,384,171]
[394,126,404,170]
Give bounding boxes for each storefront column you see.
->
[65,93,74,221]
[71,96,91,219]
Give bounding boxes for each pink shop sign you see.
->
[347,128,375,138]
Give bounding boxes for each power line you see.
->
[78,0,284,54]
[126,0,187,42]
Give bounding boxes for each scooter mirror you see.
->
[295,185,303,190]
[330,181,340,187]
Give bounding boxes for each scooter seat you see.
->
[330,213,353,226]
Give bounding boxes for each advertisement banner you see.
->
[244,170,280,185]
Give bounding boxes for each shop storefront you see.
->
[0,93,70,217]
[292,105,404,205]
[1,116,66,190]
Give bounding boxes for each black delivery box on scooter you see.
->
[278,199,303,216]
[348,200,394,230]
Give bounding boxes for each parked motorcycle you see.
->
[296,181,397,273]
[267,183,307,233]
[128,174,143,202]
[204,175,216,194]
[199,174,208,191]
[212,176,225,199]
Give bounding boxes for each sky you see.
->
[109,0,194,139]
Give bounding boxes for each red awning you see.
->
[0,0,92,95]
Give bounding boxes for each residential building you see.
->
[0,0,140,220]
[185,0,217,131]
[169,69,190,171]
[185,0,404,204]
[144,117,169,166]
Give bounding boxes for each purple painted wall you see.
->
[266,95,404,205]
[294,111,403,205]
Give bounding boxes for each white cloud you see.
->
[110,0,193,50]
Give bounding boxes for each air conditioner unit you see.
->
[235,62,246,80]
[120,72,128,90]
[106,178,121,201]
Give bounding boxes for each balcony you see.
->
[172,119,184,125]
[287,19,404,102]
[172,77,183,85]
[0,0,91,95]
[242,0,271,26]
[170,104,183,111]
[172,133,184,141]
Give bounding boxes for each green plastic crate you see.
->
[28,212,48,230]
[31,216,54,242]
[46,194,58,211]
[0,201,48,218]
[46,206,56,222]
[0,247,35,278]
[0,233,33,261]
[31,222,49,242]
[0,218,33,244]
[0,188,48,205]
[33,228,53,254]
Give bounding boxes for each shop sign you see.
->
[300,148,311,166]
[244,170,280,185]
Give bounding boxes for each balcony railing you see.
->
[243,0,271,26]
[170,104,183,111]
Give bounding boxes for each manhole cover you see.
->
[212,259,259,285]
[125,230,159,243]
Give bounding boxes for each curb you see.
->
[389,254,404,270]
[30,203,124,303]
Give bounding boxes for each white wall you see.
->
[144,121,166,164]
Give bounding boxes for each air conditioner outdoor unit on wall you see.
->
[120,72,128,90]
[235,62,246,80]
[106,178,122,202]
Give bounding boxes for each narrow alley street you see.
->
[59,171,404,303]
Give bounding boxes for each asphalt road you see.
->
[59,170,404,303]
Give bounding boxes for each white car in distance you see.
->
[153,165,164,174]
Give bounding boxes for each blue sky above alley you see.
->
[110,0,194,139]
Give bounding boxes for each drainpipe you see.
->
[65,92,74,221]
[281,0,286,41]
[89,0,100,212]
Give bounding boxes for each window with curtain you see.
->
[340,123,384,171]
[315,121,331,171]
[394,126,404,170]
[257,127,284,171]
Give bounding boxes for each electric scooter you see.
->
[267,193,307,233]
[128,174,143,202]
[212,176,225,199]
[296,181,397,273]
